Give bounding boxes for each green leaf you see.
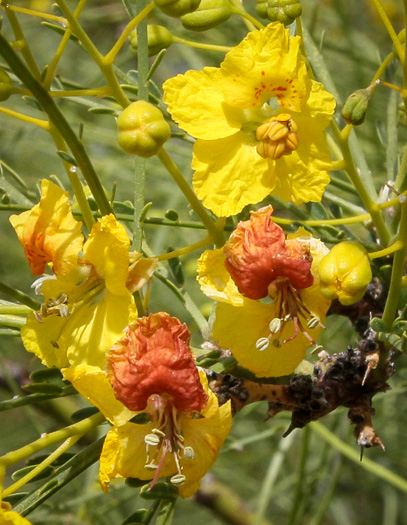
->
[88,106,118,115]
[26,452,75,467]
[126,477,149,488]
[23,383,63,394]
[167,249,184,286]
[156,499,176,525]
[2,493,29,505]
[56,150,78,166]
[14,437,105,515]
[121,509,150,524]
[70,406,100,422]
[0,176,34,207]
[139,482,178,500]
[370,317,387,333]
[41,22,80,45]
[11,465,54,483]
[30,367,64,385]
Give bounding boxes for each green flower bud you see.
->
[256,0,302,26]
[117,101,171,157]
[181,0,233,31]
[318,241,372,306]
[393,28,405,60]
[154,0,201,18]
[130,25,174,57]
[341,88,371,126]
[0,68,13,102]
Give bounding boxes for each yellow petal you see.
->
[270,81,335,204]
[212,298,326,378]
[0,509,33,525]
[273,155,331,204]
[9,179,83,276]
[221,23,310,111]
[197,249,244,306]
[163,67,243,140]
[177,399,232,498]
[23,268,137,369]
[63,365,135,426]
[192,134,273,217]
[22,313,70,369]
[84,214,130,296]
[99,427,123,493]
[65,290,137,368]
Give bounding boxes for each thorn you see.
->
[282,423,295,438]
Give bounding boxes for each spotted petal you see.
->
[163,67,243,140]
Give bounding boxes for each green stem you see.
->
[0,281,40,310]
[403,0,407,109]
[172,36,231,53]
[287,426,310,525]
[0,412,105,499]
[49,124,95,231]
[131,0,149,251]
[2,5,41,78]
[43,0,89,88]
[371,0,404,61]
[0,32,113,216]
[55,0,130,107]
[157,148,225,248]
[331,121,390,246]
[395,142,407,193]
[381,202,407,331]
[255,433,295,524]
[132,158,146,251]
[310,421,407,494]
[2,434,82,498]
[372,52,396,83]
[104,2,155,68]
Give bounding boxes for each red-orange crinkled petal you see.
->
[107,312,208,413]
[224,206,313,300]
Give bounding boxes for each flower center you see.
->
[255,113,298,160]
[143,393,195,489]
[255,276,323,351]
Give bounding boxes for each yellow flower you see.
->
[63,313,232,498]
[9,179,84,276]
[0,507,32,525]
[163,22,335,217]
[197,206,331,377]
[22,215,156,369]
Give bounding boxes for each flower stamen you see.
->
[255,113,299,160]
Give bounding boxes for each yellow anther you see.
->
[256,114,299,160]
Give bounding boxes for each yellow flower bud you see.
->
[318,241,372,306]
[117,101,171,157]
[154,0,201,18]
[129,25,174,57]
[256,0,302,26]
[181,0,233,31]
[0,68,13,102]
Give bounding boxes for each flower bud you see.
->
[256,0,302,26]
[181,0,233,31]
[341,88,371,126]
[130,25,174,57]
[318,241,372,306]
[0,68,13,102]
[117,101,171,157]
[155,0,201,18]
